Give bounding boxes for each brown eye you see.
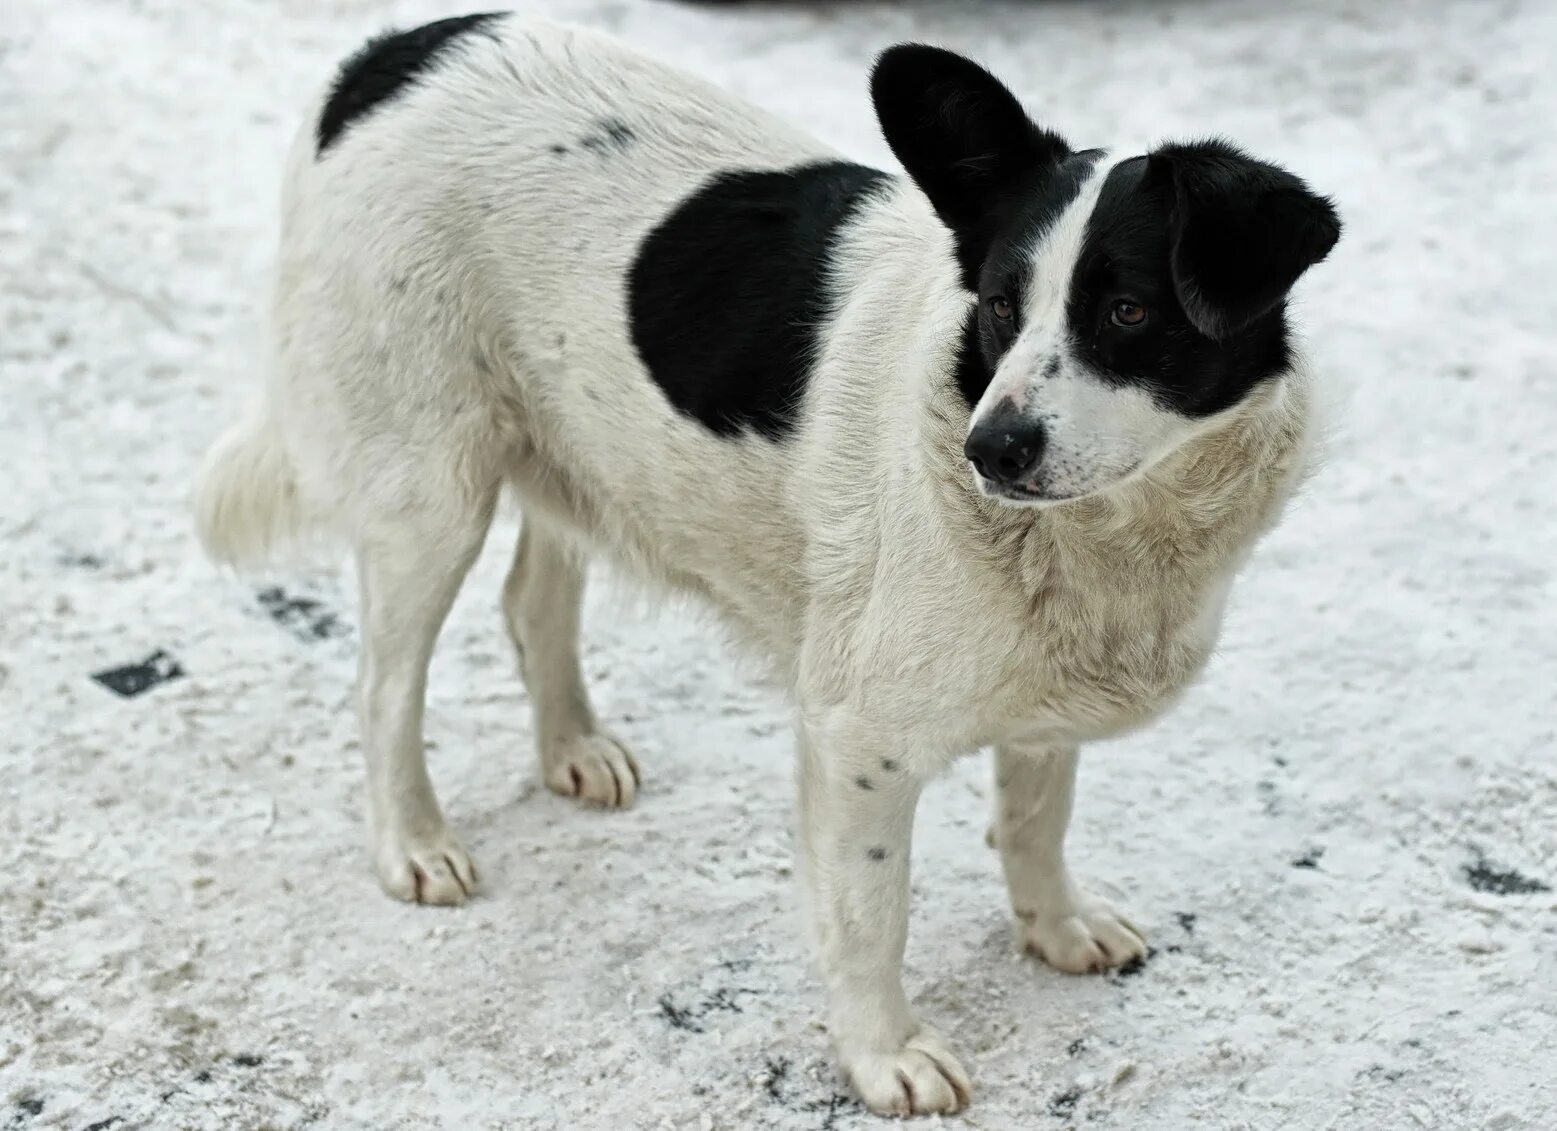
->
[990,296,1013,321]
[1111,300,1147,327]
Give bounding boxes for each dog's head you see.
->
[872,45,1341,505]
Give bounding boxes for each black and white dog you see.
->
[196,14,1339,1116]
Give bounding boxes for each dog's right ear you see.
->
[871,44,1068,287]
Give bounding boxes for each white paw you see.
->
[840,1028,972,1117]
[373,825,477,906]
[1017,894,1146,974]
[543,732,639,808]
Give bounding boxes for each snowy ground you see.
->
[3,0,1555,1128]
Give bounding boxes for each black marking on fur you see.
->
[879,758,898,772]
[628,161,888,439]
[579,119,635,155]
[1048,1086,1082,1119]
[1465,855,1549,896]
[854,775,874,790]
[1292,847,1325,870]
[866,846,888,861]
[1175,911,1197,934]
[316,12,506,156]
[548,143,568,155]
[257,587,348,643]
[92,650,183,698]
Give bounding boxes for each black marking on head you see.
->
[580,119,636,155]
[948,148,1101,410]
[629,161,888,438]
[549,143,569,155]
[871,44,1071,289]
[317,12,506,156]
[866,847,888,861]
[879,758,898,771]
[1054,147,1336,417]
[854,776,874,790]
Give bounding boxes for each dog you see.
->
[194,14,1339,1116]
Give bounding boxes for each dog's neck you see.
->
[915,351,1313,600]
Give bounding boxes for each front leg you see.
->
[796,715,971,1116]
[992,743,1146,973]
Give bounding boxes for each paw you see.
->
[840,1028,972,1117]
[1017,895,1145,974]
[543,732,639,808]
[373,825,477,906]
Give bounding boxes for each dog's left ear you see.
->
[1149,140,1341,339]
[872,44,1069,287]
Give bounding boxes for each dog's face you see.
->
[872,46,1341,504]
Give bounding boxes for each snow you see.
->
[2,0,1555,1128]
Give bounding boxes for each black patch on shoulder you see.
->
[317,12,506,156]
[628,161,888,439]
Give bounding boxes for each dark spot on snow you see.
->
[1361,1063,1404,1083]
[549,143,568,154]
[1273,754,1289,767]
[92,650,183,697]
[257,587,348,642]
[84,1119,122,1131]
[763,1055,790,1101]
[800,1093,858,1129]
[659,996,702,1032]
[1048,1086,1082,1118]
[14,1098,43,1119]
[1114,947,1158,978]
[716,956,754,973]
[1066,1037,1086,1056]
[59,551,104,568]
[1165,944,1182,954]
[193,1070,211,1083]
[1292,847,1325,869]
[657,985,753,1034]
[580,118,635,155]
[231,1053,264,1068]
[1175,911,1197,934]
[1256,779,1280,815]
[866,847,888,861]
[854,775,874,790]
[880,758,898,772]
[1464,855,1549,895]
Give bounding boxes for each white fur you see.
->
[194,18,1315,1116]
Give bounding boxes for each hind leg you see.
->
[355,492,495,905]
[501,520,639,808]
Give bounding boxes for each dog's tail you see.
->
[193,402,307,567]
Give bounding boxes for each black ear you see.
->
[871,44,1068,286]
[1149,139,1341,339]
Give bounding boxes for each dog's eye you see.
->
[989,296,1013,321]
[1110,300,1148,327]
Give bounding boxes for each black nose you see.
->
[964,411,1046,485]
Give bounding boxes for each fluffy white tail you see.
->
[193,405,305,567]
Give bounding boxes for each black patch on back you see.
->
[628,161,888,439]
[316,12,506,156]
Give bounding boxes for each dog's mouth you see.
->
[973,463,1144,507]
